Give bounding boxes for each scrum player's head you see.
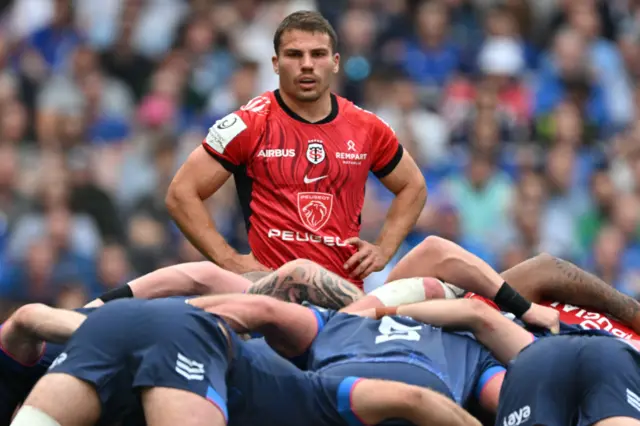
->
[272,11,339,103]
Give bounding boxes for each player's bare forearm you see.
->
[247,259,363,309]
[386,236,504,299]
[189,294,318,357]
[376,182,427,260]
[127,262,252,299]
[167,193,236,264]
[390,299,531,364]
[12,304,86,344]
[166,146,237,267]
[501,253,640,327]
[377,153,427,261]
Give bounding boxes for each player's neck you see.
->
[277,89,334,123]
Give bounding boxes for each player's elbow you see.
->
[12,303,49,333]
[463,298,496,330]
[403,171,427,207]
[419,236,457,265]
[165,181,181,213]
[414,175,427,203]
[165,178,193,217]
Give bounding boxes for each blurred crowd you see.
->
[0,0,639,316]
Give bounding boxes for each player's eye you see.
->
[312,50,328,57]
[286,51,303,57]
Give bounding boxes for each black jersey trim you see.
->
[373,144,404,179]
[274,89,339,124]
[202,143,240,174]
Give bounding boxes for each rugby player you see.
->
[9,299,480,426]
[165,10,427,287]
[188,293,507,414]
[373,296,640,426]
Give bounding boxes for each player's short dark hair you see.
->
[273,11,338,54]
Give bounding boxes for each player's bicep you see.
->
[202,111,252,171]
[170,146,232,201]
[477,367,505,414]
[263,304,327,359]
[377,150,424,195]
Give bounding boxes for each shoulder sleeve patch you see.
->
[205,113,248,154]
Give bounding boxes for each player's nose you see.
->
[300,53,314,69]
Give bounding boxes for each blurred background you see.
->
[0,0,639,317]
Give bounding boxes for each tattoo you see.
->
[512,254,640,324]
[247,261,364,310]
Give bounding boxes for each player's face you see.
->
[273,30,339,102]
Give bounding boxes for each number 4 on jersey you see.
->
[375,316,422,344]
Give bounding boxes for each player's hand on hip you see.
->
[222,253,271,275]
[344,238,388,280]
[521,303,560,334]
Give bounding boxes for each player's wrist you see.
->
[375,242,394,264]
[98,283,134,303]
[493,282,531,318]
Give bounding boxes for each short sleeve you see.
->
[287,305,337,370]
[474,351,506,399]
[369,115,404,178]
[202,109,255,173]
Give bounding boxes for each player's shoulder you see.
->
[204,92,275,153]
[219,92,275,128]
[336,95,395,133]
[239,91,276,117]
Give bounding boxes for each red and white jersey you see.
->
[464,293,640,340]
[202,90,403,287]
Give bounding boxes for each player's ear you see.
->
[272,55,279,74]
[332,53,340,74]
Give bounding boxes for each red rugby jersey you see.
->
[464,293,640,340]
[202,90,403,287]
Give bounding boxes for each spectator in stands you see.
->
[567,1,633,129]
[399,1,460,92]
[440,147,514,254]
[577,165,617,254]
[535,29,609,133]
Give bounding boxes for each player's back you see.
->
[306,308,503,406]
[227,338,352,426]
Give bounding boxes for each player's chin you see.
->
[295,90,323,102]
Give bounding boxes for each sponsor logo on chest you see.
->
[257,148,296,158]
[306,139,326,165]
[297,192,333,232]
[336,140,367,165]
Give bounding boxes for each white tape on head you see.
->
[11,406,62,426]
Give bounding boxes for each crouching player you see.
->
[10,298,480,426]
[188,293,506,415]
[375,297,640,426]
